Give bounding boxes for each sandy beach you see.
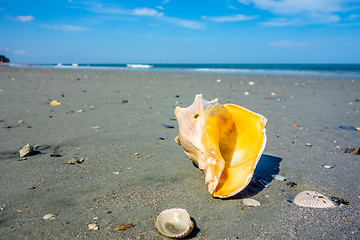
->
[0,67,359,239]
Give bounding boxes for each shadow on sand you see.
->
[227,154,282,200]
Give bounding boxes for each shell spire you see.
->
[175,94,267,198]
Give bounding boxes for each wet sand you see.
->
[0,67,359,239]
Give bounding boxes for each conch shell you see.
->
[175,94,267,198]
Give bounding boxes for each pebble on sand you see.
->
[161,124,174,129]
[344,147,360,155]
[50,153,62,157]
[287,182,297,187]
[337,125,358,131]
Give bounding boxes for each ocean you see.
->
[16,63,360,77]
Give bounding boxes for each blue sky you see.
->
[1,0,360,63]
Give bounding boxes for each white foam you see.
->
[126,64,153,68]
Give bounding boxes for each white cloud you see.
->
[43,24,91,31]
[133,7,160,16]
[268,40,308,48]
[14,49,28,55]
[15,15,34,22]
[78,2,202,29]
[84,3,161,17]
[241,0,342,15]
[161,16,205,29]
[263,14,340,26]
[203,14,255,22]
[239,0,349,25]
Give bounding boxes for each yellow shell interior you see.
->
[175,94,267,198]
[203,103,266,197]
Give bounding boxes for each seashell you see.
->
[43,213,55,220]
[242,198,261,207]
[175,135,181,145]
[293,191,336,208]
[19,143,34,158]
[49,100,61,106]
[88,223,99,230]
[155,208,194,238]
[67,157,84,165]
[271,174,286,181]
[114,223,135,231]
[175,94,267,198]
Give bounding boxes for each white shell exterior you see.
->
[88,223,99,230]
[293,191,336,208]
[271,174,286,181]
[323,165,333,169]
[155,208,194,238]
[242,198,261,207]
[19,143,33,157]
[43,213,55,220]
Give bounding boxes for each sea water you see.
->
[15,63,360,77]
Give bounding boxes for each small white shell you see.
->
[293,191,336,208]
[43,213,55,221]
[271,174,286,181]
[88,223,99,230]
[155,208,194,238]
[242,198,261,207]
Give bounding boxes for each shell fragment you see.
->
[271,174,286,181]
[88,223,99,230]
[242,198,261,207]
[43,213,55,221]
